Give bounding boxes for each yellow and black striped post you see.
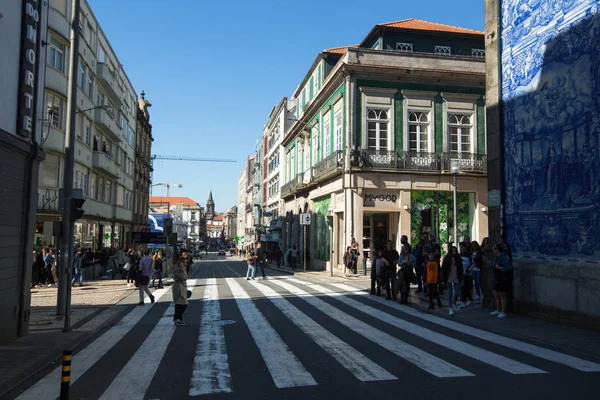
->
[60,350,72,400]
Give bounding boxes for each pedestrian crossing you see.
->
[16,275,600,399]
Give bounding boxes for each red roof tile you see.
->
[323,45,359,54]
[379,18,483,35]
[149,196,200,207]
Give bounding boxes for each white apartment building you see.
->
[262,97,295,226]
[36,0,139,251]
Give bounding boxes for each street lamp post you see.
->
[450,159,460,248]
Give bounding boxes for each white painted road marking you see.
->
[16,286,172,400]
[330,282,600,373]
[269,279,473,378]
[288,278,545,375]
[189,278,233,396]
[99,279,198,400]
[251,280,397,382]
[225,278,317,388]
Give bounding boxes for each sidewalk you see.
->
[0,278,142,399]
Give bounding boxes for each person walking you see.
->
[126,248,139,287]
[490,242,513,319]
[290,245,298,270]
[425,251,442,310]
[172,255,189,326]
[246,245,257,280]
[31,250,43,289]
[42,248,56,287]
[137,250,155,305]
[343,246,354,278]
[71,247,85,287]
[441,246,463,316]
[151,251,164,289]
[48,248,58,286]
[254,242,267,279]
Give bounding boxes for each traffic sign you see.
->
[300,213,311,225]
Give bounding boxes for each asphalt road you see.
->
[10,254,600,400]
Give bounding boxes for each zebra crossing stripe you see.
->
[225,278,317,388]
[330,282,600,373]
[269,279,473,378]
[99,279,198,400]
[250,280,397,382]
[288,279,546,375]
[189,278,233,396]
[15,286,172,400]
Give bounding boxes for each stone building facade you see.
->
[281,19,488,273]
[132,91,153,236]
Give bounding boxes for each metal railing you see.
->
[313,150,343,181]
[353,149,487,173]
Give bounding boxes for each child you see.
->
[425,251,442,311]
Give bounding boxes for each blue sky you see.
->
[89,0,484,212]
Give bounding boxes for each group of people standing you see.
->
[362,233,514,318]
[31,246,57,288]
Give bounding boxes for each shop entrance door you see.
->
[363,213,389,258]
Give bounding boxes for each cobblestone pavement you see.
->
[29,279,137,332]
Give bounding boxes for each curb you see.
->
[1,304,133,400]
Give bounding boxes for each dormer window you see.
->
[434,45,451,55]
[396,42,413,53]
[471,48,485,58]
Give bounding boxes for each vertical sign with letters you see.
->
[17,0,41,138]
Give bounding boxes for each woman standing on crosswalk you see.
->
[172,255,189,326]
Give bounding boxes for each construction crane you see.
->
[150,155,237,194]
[151,182,183,198]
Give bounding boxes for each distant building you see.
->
[148,196,203,244]
[223,206,238,241]
[237,155,255,250]
[132,91,153,237]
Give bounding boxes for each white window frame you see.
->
[323,122,331,158]
[435,45,451,55]
[471,48,485,58]
[312,126,319,165]
[408,110,432,153]
[87,73,94,98]
[48,36,65,72]
[78,60,85,88]
[304,140,310,170]
[448,113,474,154]
[366,108,390,151]
[334,109,343,151]
[396,42,413,52]
[46,92,64,129]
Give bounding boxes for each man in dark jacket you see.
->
[381,240,400,300]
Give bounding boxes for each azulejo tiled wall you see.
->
[501,0,600,264]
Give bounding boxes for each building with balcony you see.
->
[133,91,153,235]
[486,1,600,327]
[35,0,140,252]
[223,206,238,242]
[280,19,487,273]
[237,155,255,250]
[0,0,48,342]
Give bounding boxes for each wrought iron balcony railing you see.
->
[313,150,343,181]
[351,149,487,173]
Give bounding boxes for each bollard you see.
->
[60,350,72,400]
